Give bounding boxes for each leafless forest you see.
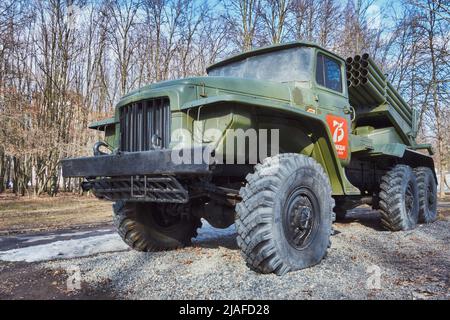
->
[0,0,448,196]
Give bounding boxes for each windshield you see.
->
[208,47,313,82]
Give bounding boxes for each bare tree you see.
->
[105,0,140,95]
[291,0,320,42]
[0,0,448,197]
[418,0,449,197]
[225,0,262,51]
[260,0,290,44]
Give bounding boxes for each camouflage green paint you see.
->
[93,42,433,196]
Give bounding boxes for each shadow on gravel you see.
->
[346,225,450,297]
[339,201,450,232]
[193,234,239,250]
[337,208,386,232]
[0,262,116,300]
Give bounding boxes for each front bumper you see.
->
[60,148,212,203]
[61,148,212,178]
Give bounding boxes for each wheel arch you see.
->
[181,96,358,195]
[398,149,437,183]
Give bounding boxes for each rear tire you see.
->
[414,167,438,223]
[235,154,334,276]
[379,165,419,231]
[113,201,201,251]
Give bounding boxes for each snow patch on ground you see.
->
[195,221,236,242]
[0,233,129,263]
[0,221,234,263]
[22,235,58,243]
[22,229,112,244]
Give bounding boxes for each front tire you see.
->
[113,201,201,251]
[379,165,419,231]
[235,154,334,276]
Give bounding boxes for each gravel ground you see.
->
[41,205,450,300]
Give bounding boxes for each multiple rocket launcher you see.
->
[346,53,416,137]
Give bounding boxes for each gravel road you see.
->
[1,204,449,300]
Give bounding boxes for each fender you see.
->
[181,94,360,196]
[401,149,437,182]
[363,143,437,183]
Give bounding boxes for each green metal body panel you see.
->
[88,117,117,148]
[88,117,117,130]
[96,41,434,196]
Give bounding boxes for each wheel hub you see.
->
[284,189,318,249]
[293,206,312,229]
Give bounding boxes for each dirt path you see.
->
[0,261,116,300]
[0,195,112,235]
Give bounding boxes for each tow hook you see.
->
[93,141,109,156]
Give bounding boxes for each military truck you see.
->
[61,42,437,275]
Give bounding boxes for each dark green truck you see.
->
[61,42,437,275]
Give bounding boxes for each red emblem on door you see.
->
[326,114,349,159]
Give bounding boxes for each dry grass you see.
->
[0,193,112,235]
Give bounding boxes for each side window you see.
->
[316,53,342,92]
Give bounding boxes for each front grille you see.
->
[120,97,170,152]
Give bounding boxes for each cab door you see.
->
[314,51,349,113]
[314,51,352,163]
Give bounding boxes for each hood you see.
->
[119,76,294,108]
